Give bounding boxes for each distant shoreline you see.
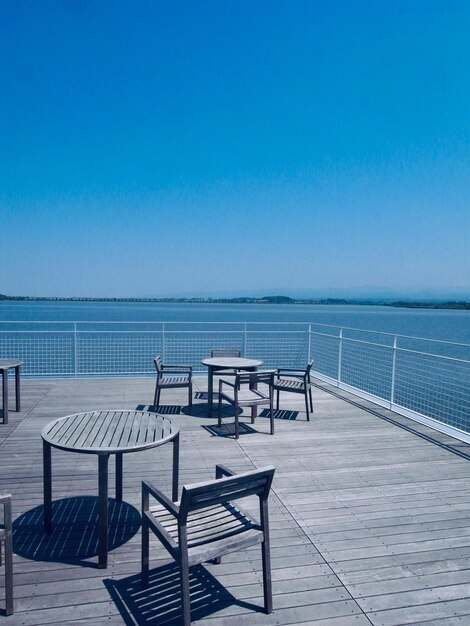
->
[1,294,469,310]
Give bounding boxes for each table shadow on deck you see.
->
[13,496,141,568]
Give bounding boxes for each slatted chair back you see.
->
[179,466,275,519]
[153,356,163,375]
[235,370,274,388]
[211,348,241,358]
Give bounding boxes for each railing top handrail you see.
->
[1,319,469,349]
[308,322,470,349]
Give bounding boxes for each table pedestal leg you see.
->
[207,367,214,416]
[98,454,109,568]
[172,433,180,502]
[249,367,258,421]
[43,440,52,532]
[15,365,21,412]
[115,453,123,501]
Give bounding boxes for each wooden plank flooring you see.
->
[1,376,470,624]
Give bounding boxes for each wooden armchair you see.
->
[153,356,193,408]
[0,494,13,615]
[141,464,275,625]
[218,371,275,438]
[273,360,314,420]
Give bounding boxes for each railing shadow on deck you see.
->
[12,496,141,568]
[104,562,263,625]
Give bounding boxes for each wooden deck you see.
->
[2,375,470,625]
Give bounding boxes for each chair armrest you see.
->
[276,368,305,375]
[215,464,237,479]
[162,364,192,372]
[219,378,236,390]
[142,481,179,517]
[0,494,11,504]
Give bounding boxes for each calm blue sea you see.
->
[1,300,470,344]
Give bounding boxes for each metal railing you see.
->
[1,320,469,441]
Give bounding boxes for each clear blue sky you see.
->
[1,0,469,298]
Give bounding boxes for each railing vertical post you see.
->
[390,335,397,409]
[243,323,247,357]
[337,328,343,387]
[307,324,312,363]
[162,323,166,362]
[73,322,78,377]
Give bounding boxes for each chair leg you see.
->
[217,395,222,427]
[304,390,310,421]
[269,396,274,435]
[261,532,273,613]
[153,382,158,407]
[141,518,149,589]
[309,387,313,413]
[180,557,192,626]
[188,382,192,409]
[276,389,280,410]
[234,403,239,439]
[4,539,13,616]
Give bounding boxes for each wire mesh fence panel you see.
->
[341,338,393,401]
[0,332,75,376]
[310,332,340,379]
[395,350,470,432]
[76,332,163,375]
[245,331,309,369]
[164,332,244,371]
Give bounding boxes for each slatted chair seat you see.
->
[153,356,193,408]
[273,360,314,421]
[142,464,275,625]
[160,375,191,386]
[217,371,275,439]
[272,378,304,391]
[148,500,262,561]
[220,385,271,406]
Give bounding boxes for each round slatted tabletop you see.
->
[41,409,178,455]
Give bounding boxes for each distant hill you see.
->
[387,301,470,310]
[1,293,469,309]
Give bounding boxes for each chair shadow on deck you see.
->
[136,404,186,415]
[104,562,262,626]
[204,408,301,438]
[259,408,301,421]
[136,404,202,417]
[12,496,141,568]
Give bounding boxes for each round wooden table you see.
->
[201,357,264,416]
[41,410,179,568]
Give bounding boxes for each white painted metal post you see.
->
[162,323,166,362]
[73,322,78,377]
[338,328,343,386]
[308,324,312,363]
[390,335,397,409]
